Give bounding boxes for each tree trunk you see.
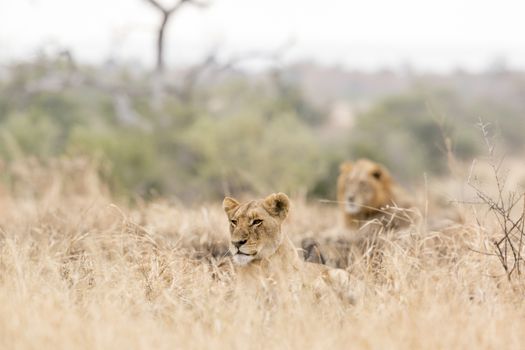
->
[156,12,170,72]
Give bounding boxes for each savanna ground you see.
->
[1,158,524,350]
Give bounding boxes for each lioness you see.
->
[337,159,415,230]
[223,192,352,300]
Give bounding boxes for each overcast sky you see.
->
[1,0,524,72]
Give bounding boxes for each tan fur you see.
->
[223,193,352,301]
[337,159,414,230]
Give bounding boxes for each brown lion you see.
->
[223,193,352,300]
[337,159,415,230]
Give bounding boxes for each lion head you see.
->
[222,193,290,266]
[337,159,396,227]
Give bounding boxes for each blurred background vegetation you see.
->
[2,0,525,203]
[1,54,524,202]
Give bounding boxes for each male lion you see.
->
[223,192,352,301]
[301,160,415,267]
[337,159,415,230]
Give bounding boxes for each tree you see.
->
[143,0,209,72]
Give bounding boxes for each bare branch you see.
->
[470,120,525,281]
[144,0,168,13]
[168,41,294,102]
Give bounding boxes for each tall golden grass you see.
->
[0,158,524,349]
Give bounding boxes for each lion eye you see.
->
[251,219,263,226]
[230,220,237,227]
[372,170,382,180]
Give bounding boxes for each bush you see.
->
[0,113,62,159]
[346,90,483,182]
[175,111,327,199]
[67,126,163,197]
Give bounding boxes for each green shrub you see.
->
[67,126,163,197]
[347,90,482,182]
[175,111,327,199]
[0,113,62,159]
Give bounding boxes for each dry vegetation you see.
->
[1,158,525,350]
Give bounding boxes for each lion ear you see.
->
[371,165,391,182]
[371,168,382,180]
[223,197,240,217]
[339,161,353,173]
[263,192,290,220]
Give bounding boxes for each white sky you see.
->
[1,0,524,72]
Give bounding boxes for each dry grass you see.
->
[1,159,525,350]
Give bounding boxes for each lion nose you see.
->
[347,195,355,202]
[232,239,247,248]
